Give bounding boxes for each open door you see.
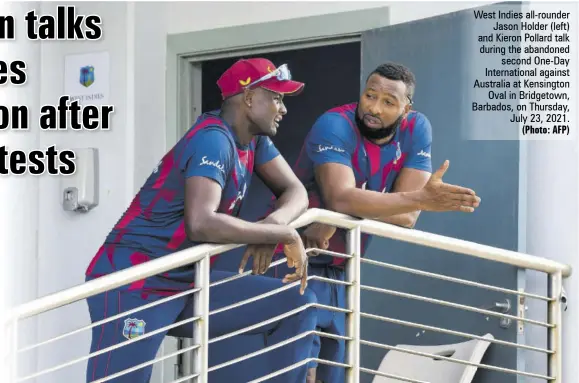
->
[358,5,523,383]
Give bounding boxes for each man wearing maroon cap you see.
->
[84,58,319,382]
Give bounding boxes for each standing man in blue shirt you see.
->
[85,58,320,383]
[262,62,481,382]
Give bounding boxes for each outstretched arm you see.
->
[375,168,430,228]
[303,113,479,256]
[310,113,478,221]
[316,159,478,221]
[307,113,427,221]
[314,162,426,221]
[368,114,434,228]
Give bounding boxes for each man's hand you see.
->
[237,214,291,276]
[417,160,481,212]
[238,244,277,275]
[281,232,309,295]
[302,223,337,256]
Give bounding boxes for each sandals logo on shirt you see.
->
[417,150,431,158]
[316,145,345,153]
[200,156,226,174]
[122,318,146,340]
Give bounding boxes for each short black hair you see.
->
[367,62,416,103]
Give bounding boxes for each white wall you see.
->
[0,2,40,379]
[163,0,497,35]
[164,1,390,35]
[35,2,131,381]
[526,139,578,381]
[7,1,575,382]
[132,2,169,193]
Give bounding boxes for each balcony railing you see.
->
[3,208,571,382]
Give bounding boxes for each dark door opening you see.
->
[197,42,362,382]
[200,41,362,268]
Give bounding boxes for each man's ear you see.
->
[243,88,255,108]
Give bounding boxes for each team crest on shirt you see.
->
[394,141,402,164]
[229,183,247,211]
[122,318,146,340]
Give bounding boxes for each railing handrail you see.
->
[8,208,572,322]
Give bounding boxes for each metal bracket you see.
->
[483,298,512,329]
[498,299,512,329]
[175,338,184,379]
[561,286,568,311]
[517,289,526,335]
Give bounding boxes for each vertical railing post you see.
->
[548,271,563,383]
[2,315,18,383]
[193,254,210,382]
[12,318,18,383]
[345,226,361,383]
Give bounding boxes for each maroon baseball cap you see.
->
[217,58,305,100]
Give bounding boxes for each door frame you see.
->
[180,36,361,139]
[164,6,391,147]
[164,4,530,380]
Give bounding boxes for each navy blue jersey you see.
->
[86,111,280,295]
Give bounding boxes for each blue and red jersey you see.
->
[281,102,433,267]
[85,111,280,295]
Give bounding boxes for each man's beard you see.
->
[355,107,404,141]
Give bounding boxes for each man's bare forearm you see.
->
[330,187,424,220]
[186,213,298,245]
[264,184,309,225]
[379,211,421,228]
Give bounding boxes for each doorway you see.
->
[199,41,362,228]
[192,42,362,382]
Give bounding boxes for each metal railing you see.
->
[2,208,572,382]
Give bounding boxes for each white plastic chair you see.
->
[371,333,494,383]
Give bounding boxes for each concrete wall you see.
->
[2,1,576,382]
[0,2,40,379]
[34,2,131,380]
